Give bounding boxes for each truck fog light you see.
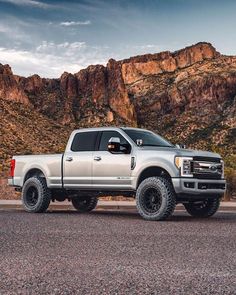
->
[184,182,195,188]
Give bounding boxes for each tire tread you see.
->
[136,177,176,221]
[72,196,98,212]
[184,198,220,218]
[22,177,51,213]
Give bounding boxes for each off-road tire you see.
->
[136,177,176,221]
[22,177,51,213]
[184,198,220,218]
[72,196,98,212]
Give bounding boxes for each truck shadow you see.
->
[92,210,236,222]
[47,209,236,222]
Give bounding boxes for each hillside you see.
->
[0,42,235,181]
[0,99,72,174]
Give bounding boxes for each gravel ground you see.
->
[0,210,236,295]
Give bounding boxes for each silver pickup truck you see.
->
[8,127,226,220]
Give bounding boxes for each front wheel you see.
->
[136,177,176,221]
[72,196,98,212]
[184,198,220,218]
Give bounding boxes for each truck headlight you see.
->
[175,157,193,177]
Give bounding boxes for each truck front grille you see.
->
[192,156,221,163]
[191,157,223,180]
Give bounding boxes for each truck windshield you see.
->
[123,129,174,147]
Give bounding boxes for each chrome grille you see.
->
[191,158,223,179]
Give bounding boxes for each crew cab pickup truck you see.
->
[8,127,226,220]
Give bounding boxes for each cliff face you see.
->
[0,42,225,126]
[0,42,236,174]
[121,42,219,84]
[118,43,236,145]
[0,64,29,104]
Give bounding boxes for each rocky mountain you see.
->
[0,42,236,176]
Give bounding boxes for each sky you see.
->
[0,0,236,78]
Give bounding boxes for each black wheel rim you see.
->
[142,187,162,213]
[77,197,90,209]
[192,200,209,210]
[26,186,39,207]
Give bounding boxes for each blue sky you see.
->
[0,0,236,77]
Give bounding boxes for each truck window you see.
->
[99,131,129,151]
[71,131,98,152]
[123,129,173,147]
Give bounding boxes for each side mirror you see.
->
[108,137,121,153]
[136,139,143,146]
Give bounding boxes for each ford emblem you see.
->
[210,165,218,172]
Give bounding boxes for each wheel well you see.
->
[24,168,45,184]
[137,166,172,187]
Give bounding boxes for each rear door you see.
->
[63,131,98,188]
[92,130,133,189]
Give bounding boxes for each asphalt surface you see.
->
[0,209,236,295]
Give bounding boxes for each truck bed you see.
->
[9,154,63,188]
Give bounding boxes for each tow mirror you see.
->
[108,137,121,153]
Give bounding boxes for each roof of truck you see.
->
[72,126,149,132]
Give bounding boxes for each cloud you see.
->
[0,46,82,77]
[0,41,110,78]
[0,0,51,8]
[0,24,9,33]
[36,41,87,54]
[131,44,164,52]
[0,22,29,41]
[60,20,91,27]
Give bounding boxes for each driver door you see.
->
[92,131,133,189]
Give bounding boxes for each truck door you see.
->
[63,131,99,188]
[92,130,133,189]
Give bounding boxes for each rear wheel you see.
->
[184,198,220,218]
[72,196,98,212]
[22,177,51,213]
[136,177,176,221]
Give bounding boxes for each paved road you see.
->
[0,210,236,295]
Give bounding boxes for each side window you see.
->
[71,131,98,152]
[99,131,129,151]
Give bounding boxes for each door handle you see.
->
[94,156,102,161]
[66,156,73,162]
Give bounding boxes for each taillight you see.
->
[9,159,16,177]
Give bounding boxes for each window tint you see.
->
[123,129,173,147]
[71,131,98,152]
[99,131,129,151]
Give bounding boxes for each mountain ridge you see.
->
[0,42,235,178]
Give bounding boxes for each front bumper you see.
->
[172,177,226,196]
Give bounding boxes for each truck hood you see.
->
[139,146,221,159]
